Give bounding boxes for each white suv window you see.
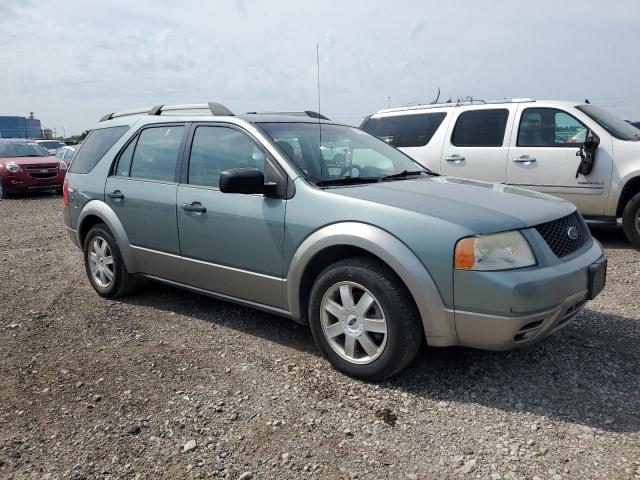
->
[517,108,587,147]
[362,112,446,147]
[451,109,509,147]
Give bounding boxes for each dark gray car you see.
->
[62,103,607,380]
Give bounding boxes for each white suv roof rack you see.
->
[377,98,535,114]
[99,102,234,122]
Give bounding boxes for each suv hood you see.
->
[328,176,575,233]
[0,155,58,166]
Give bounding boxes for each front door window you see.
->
[517,108,587,147]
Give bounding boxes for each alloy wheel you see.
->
[88,236,114,288]
[320,281,388,364]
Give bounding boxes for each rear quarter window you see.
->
[69,126,129,174]
[362,112,446,147]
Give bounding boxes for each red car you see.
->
[0,140,68,199]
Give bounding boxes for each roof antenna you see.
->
[316,44,328,176]
[316,45,322,138]
[430,87,441,104]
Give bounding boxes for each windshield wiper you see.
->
[379,170,431,182]
[315,176,381,187]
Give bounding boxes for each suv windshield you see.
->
[0,143,50,158]
[258,122,428,186]
[576,105,640,141]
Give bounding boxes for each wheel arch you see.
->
[286,222,457,346]
[77,200,138,271]
[616,175,640,217]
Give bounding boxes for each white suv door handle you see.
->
[445,154,465,163]
[513,155,537,164]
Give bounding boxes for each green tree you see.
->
[64,130,91,144]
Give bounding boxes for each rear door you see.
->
[105,124,186,267]
[506,106,610,215]
[174,123,287,308]
[440,106,516,182]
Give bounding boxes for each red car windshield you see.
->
[0,143,50,158]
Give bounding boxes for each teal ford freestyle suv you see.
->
[63,103,607,380]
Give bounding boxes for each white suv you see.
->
[362,99,640,247]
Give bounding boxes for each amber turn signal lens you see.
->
[455,237,476,270]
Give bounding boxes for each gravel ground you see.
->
[0,194,639,480]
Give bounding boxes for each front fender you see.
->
[78,200,138,272]
[607,168,640,217]
[286,222,457,346]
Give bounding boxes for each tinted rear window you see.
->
[362,112,446,147]
[129,125,185,182]
[451,109,509,147]
[69,126,128,174]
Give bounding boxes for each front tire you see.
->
[83,223,137,298]
[308,257,423,381]
[622,192,640,249]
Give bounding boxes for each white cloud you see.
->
[1,0,639,134]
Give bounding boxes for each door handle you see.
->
[445,154,465,163]
[182,202,206,213]
[513,155,537,164]
[106,190,124,199]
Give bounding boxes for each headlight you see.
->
[59,160,68,171]
[455,231,536,271]
[5,161,22,173]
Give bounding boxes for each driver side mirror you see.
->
[575,129,600,178]
[584,129,600,151]
[219,168,279,197]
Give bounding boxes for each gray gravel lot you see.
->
[0,195,639,480]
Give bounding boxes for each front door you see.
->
[506,106,610,215]
[105,124,186,274]
[175,124,287,308]
[440,107,515,182]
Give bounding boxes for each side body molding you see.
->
[77,200,139,272]
[285,222,457,346]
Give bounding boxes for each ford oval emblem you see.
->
[567,226,578,240]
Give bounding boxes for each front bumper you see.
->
[2,171,65,192]
[453,239,605,350]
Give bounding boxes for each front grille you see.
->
[535,212,589,258]
[25,164,58,179]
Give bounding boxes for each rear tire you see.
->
[622,192,640,249]
[308,256,423,381]
[0,180,9,200]
[83,223,137,298]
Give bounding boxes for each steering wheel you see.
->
[339,164,362,177]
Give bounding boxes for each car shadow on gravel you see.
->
[123,282,639,434]
[589,223,634,250]
[124,282,321,357]
[0,191,61,202]
[394,309,640,434]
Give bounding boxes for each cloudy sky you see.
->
[1,0,639,135]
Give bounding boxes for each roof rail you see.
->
[245,110,330,120]
[99,103,235,122]
[376,98,535,114]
